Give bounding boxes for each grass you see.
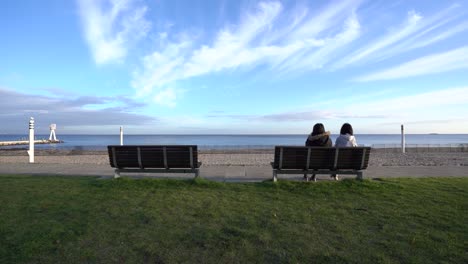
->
[0,175,467,263]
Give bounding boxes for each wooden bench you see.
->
[271,146,371,182]
[108,145,202,178]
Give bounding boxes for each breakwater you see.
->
[0,140,63,146]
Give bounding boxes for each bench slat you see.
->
[361,148,367,169]
[163,147,167,169]
[333,148,339,169]
[279,147,283,169]
[112,147,118,168]
[137,147,143,169]
[189,147,194,169]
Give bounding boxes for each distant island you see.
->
[429,133,439,135]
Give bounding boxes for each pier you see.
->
[0,140,63,147]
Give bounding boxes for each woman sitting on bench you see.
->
[335,123,358,147]
[304,123,332,181]
[332,123,358,180]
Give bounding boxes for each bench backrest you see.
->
[108,145,199,169]
[272,146,371,170]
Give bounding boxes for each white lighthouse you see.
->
[49,123,57,141]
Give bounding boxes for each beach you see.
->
[1,149,467,167]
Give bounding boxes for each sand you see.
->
[0,149,467,166]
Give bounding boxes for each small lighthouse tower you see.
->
[49,124,57,141]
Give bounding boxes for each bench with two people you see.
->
[108,145,370,181]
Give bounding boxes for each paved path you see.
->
[0,163,466,182]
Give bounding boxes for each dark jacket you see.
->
[305,131,332,147]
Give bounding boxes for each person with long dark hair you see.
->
[305,123,332,181]
[335,123,357,147]
[331,123,358,181]
[305,123,332,147]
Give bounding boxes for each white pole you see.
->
[120,126,123,146]
[28,117,35,163]
[401,124,405,154]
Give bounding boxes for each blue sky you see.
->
[1,0,468,134]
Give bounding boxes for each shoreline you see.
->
[1,149,467,167]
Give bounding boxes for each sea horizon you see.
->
[2,133,467,136]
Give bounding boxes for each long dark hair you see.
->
[340,123,353,135]
[312,123,326,136]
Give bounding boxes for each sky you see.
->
[1,0,468,135]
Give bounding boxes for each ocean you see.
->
[1,134,468,150]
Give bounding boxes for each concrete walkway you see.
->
[0,163,466,182]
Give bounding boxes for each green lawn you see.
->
[0,176,466,263]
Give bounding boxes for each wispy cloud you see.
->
[83,0,468,108]
[131,0,361,105]
[153,87,182,108]
[332,4,465,69]
[275,12,360,73]
[333,11,424,69]
[140,86,468,133]
[354,46,468,82]
[343,86,468,121]
[77,0,151,64]
[403,20,468,51]
[206,86,468,125]
[183,1,284,77]
[285,0,362,42]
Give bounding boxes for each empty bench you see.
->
[271,146,371,182]
[108,145,202,178]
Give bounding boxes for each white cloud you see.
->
[128,1,468,108]
[153,88,180,108]
[131,1,361,103]
[275,12,360,73]
[199,86,468,133]
[337,86,468,126]
[77,0,151,64]
[333,10,423,69]
[132,40,191,96]
[404,20,468,50]
[183,1,283,78]
[286,0,362,42]
[354,46,468,82]
[332,4,464,69]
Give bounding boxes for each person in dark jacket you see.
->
[305,123,332,147]
[305,123,332,181]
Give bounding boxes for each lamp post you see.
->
[401,124,405,154]
[28,117,35,163]
[120,126,123,146]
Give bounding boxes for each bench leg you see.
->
[195,169,200,178]
[273,170,278,182]
[114,169,121,179]
[356,171,363,180]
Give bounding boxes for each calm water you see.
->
[1,134,468,150]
